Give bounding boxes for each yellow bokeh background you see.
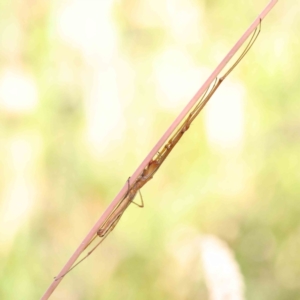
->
[0,1,299,299]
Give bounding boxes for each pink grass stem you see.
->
[41,1,278,299]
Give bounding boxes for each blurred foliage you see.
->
[0,0,299,299]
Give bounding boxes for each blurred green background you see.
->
[0,0,299,299]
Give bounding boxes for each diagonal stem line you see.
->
[41,1,278,299]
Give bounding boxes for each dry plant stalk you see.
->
[41,1,278,299]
